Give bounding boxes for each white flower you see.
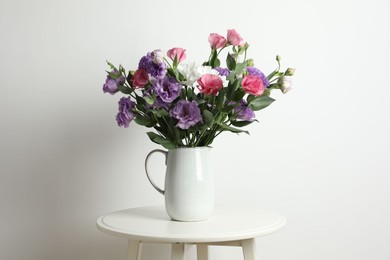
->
[221,76,229,87]
[152,49,164,64]
[279,76,293,94]
[178,62,219,86]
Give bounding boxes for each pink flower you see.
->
[131,69,149,88]
[197,74,223,96]
[242,75,265,96]
[167,47,186,62]
[208,33,227,49]
[227,29,245,46]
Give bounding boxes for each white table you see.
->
[96,205,286,260]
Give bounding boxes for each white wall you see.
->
[1,0,390,259]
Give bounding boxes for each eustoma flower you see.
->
[246,66,269,87]
[227,29,245,46]
[241,75,265,96]
[103,71,125,94]
[214,67,230,77]
[208,33,227,49]
[197,74,223,95]
[170,100,202,129]
[139,51,167,79]
[131,69,149,88]
[153,77,181,103]
[234,100,255,121]
[278,76,293,94]
[167,47,186,62]
[116,97,135,128]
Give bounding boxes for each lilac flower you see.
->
[153,77,181,103]
[139,51,167,79]
[234,99,255,121]
[170,100,202,129]
[246,66,269,87]
[116,97,135,128]
[153,97,170,109]
[103,71,125,95]
[214,67,230,77]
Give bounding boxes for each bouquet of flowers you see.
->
[103,29,294,149]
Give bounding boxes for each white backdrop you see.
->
[1,0,390,259]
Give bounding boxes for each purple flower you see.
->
[103,71,125,95]
[139,52,167,79]
[234,99,255,121]
[214,67,230,77]
[153,77,181,103]
[116,97,135,128]
[170,100,202,129]
[246,66,269,87]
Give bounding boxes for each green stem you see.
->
[164,57,173,69]
[162,117,176,142]
[217,46,227,57]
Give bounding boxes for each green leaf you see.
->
[231,120,257,127]
[167,68,176,78]
[226,53,236,71]
[217,123,249,135]
[234,62,246,75]
[222,104,237,113]
[202,110,214,129]
[144,95,155,105]
[248,95,275,111]
[106,61,117,70]
[196,99,206,105]
[214,113,225,124]
[119,64,126,74]
[135,96,147,113]
[147,132,176,149]
[135,115,153,127]
[246,94,255,103]
[117,84,133,95]
[173,126,183,146]
[226,71,236,82]
[151,109,169,118]
[226,79,240,100]
[135,95,146,105]
[173,56,178,68]
[177,71,186,82]
[186,87,196,101]
[231,88,246,102]
[214,58,221,67]
[216,88,226,109]
[209,49,218,68]
[107,71,122,80]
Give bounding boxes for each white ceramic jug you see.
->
[145,147,214,221]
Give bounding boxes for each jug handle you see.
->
[144,149,167,195]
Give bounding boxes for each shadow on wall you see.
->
[1,104,146,260]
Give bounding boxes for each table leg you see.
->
[171,243,185,260]
[196,244,209,260]
[128,240,142,260]
[242,238,257,260]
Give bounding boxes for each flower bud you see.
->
[276,55,281,62]
[246,59,254,66]
[285,68,295,76]
[151,49,164,64]
[278,76,293,94]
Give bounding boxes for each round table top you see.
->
[96,205,286,243]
